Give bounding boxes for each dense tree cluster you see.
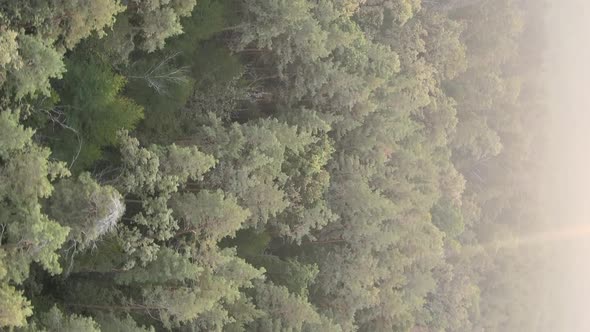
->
[0,0,547,331]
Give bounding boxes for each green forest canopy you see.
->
[0,0,549,331]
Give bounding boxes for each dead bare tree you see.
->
[128,52,190,95]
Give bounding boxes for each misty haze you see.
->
[0,0,584,331]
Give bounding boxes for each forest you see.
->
[0,0,549,331]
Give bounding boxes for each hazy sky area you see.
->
[542,1,590,330]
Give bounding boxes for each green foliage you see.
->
[114,247,202,285]
[178,0,233,42]
[431,198,465,240]
[171,190,251,244]
[18,306,101,332]
[0,111,34,158]
[0,109,70,327]
[118,132,216,197]
[115,131,216,266]
[0,0,127,99]
[357,0,422,29]
[247,281,323,331]
[249,255,319,297]
[236,0,330,74]
[9,35,65,99]
[130,0,198,52]
[50,56,143,169]
[95,314,155,332]
[0,282,33,327]
[194,116,318,227]
[0,29,21,87]
[100,0,199,59]
[0,0,123,50]
[226,229,272,258]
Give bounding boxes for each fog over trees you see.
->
[0,0,572,331]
